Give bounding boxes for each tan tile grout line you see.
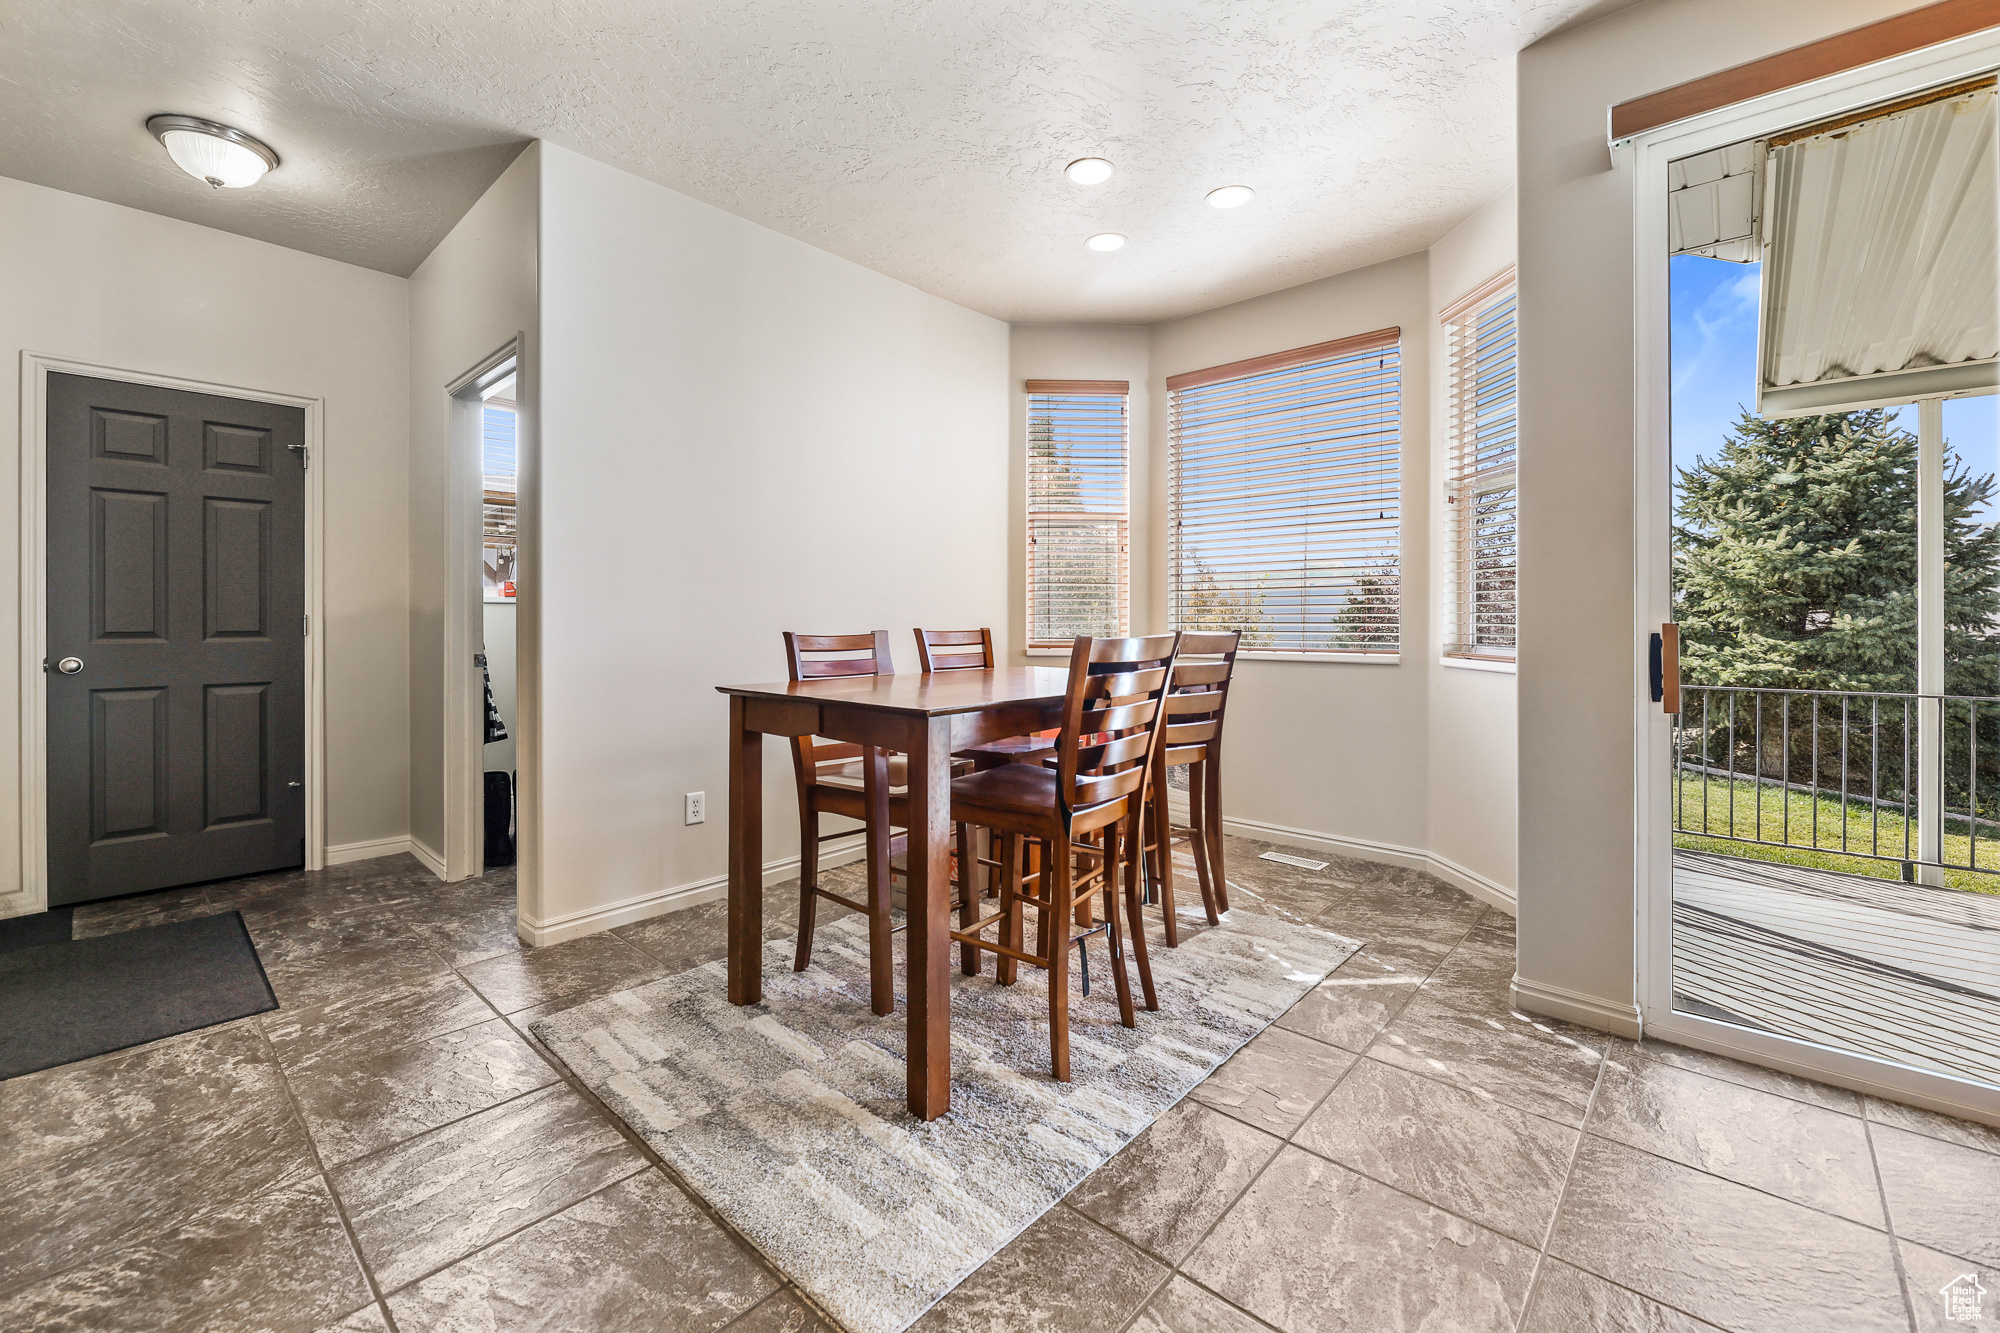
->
[1111,892,1488,1332]
[1512,1040,1607,1330]
[1862,1108,1924,1333]
[250,1015,404,1333]
[243,874,714,1322]
[366,1163,653,1306]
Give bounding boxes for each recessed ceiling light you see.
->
[1085,233,1127,252]
[147,114,279,189]
[1206,185,1256,209]
[1065,157,1114,185]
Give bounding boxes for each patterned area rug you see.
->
[533,905,1359,1333]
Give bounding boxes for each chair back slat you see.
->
[1071,765,1146,807]
[1082,665,1171,701]
[1076,731,1153,771]
[1164,719,1219,745]
[1051,633,1180,817]
[914,627,995,672]
[1163,692,1221,716]
[783,630,894,771]
[1171,661,1233,688]
[1078,700,1163,737]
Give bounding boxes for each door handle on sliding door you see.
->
[1649,624,1680,713]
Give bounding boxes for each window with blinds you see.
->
[1441,271,1518,661]
[483,397,518,599]
[1026,380,1130,646]
[1168,331,1402,654]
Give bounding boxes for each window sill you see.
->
[1028,647,1402,665]
[1440,655,1515,674]
[1238,651,1400,665]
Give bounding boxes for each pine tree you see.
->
[1179,555,1273,647]
[1328,558,1401,651]
[1674,409,2000,698]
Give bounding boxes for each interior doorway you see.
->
[479,374,519,875]
[441,343,519,884]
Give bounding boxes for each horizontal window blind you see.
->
[483,400,517,548]
[1442,275,1517,661]
[1026,380,1129,646]
[1168,331,1402,653]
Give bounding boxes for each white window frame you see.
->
[1441,269,1519,670]
[1025,381,1130,648]
[1167,332,1405,663]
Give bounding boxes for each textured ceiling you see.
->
[0,0,1605,322]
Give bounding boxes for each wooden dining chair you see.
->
[946,633,1181,1080]
[915,626,1060,769]
[783,631,907,1016]
[1140,631,1240,945]
[913,626,993,672]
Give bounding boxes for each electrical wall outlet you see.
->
[685,791,705,825]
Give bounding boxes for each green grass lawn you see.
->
[1673,771,2000,896]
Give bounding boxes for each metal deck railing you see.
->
[1673,684,2000,878]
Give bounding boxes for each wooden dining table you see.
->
[715,666,1072,1120]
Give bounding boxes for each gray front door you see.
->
[46,373,306,905]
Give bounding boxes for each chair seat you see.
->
[957,732,1058,763]
[950,762,1124,832]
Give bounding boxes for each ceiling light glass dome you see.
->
[147,115,280,189]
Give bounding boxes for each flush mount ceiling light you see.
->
[1206,185,1256,209]
[1065,157,1114,185]
[1085,232,1127,252]
[147,115,279,189]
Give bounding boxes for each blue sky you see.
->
[1671,254,1999,511]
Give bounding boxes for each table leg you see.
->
[906,714,954,1120]
[727,696,764,1005]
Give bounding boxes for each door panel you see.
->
[91,488,169,639]
[47,373,306,905]
[204,498,270,638]
[204,683,270,827]
[204,422,271,474]
[91,407,167,464]
[90,687,168,841]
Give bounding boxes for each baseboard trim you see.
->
[1218,815,1517,915]
[1511,975,1643,1039]
[408,836,447,879]
[517,836,867,948]
[324,835,417,867]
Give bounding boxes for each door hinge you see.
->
[288,442,308,469]
[303,614,309,637]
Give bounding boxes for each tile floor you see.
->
[1,837,1994,1332]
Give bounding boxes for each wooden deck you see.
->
[1673,850,2000,1088]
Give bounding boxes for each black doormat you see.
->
[0,912,278,1080]
[0,906,73,954]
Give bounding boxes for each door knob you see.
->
[56,657,82,675]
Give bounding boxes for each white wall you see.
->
[531,142,1010,943]
[407,145,538,868]
[0,176,411,902]
[1426,188,1519,899]
[1514,0,1925,1032]
[1145,254,1437,862]
[1007,326,1152,654]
